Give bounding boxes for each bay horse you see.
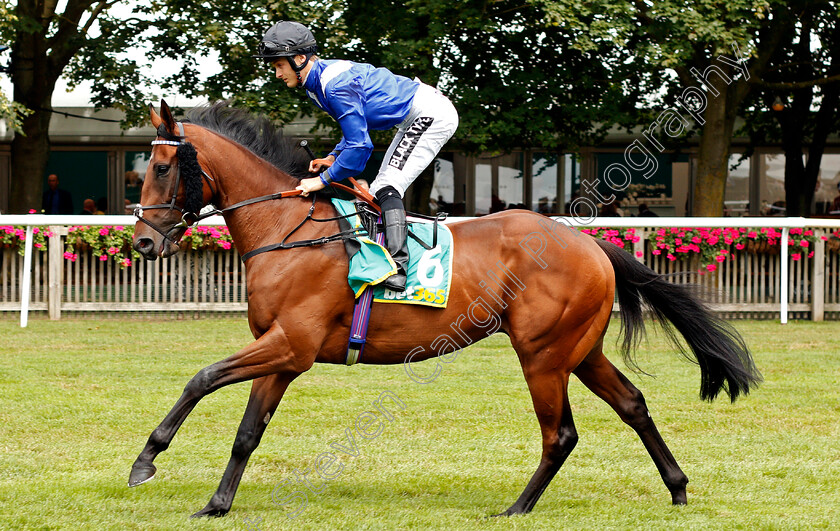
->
[129,100,761,518]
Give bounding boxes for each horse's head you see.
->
[133,100,213,260]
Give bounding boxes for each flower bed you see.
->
[645,227,820,271]
[1,226,51,255]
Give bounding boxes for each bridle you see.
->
[133,122,217,247]
[134,122,385,260]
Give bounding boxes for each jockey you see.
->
[254,21,459,292]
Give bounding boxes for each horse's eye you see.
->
[155,164,170,178]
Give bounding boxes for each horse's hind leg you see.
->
[192,372,296,518]
[496,366,578,516]
[573,345,689,504]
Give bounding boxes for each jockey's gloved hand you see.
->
[309,155,335,174]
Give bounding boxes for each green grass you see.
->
[0,318,838,530]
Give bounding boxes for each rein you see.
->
[136,122,381,260]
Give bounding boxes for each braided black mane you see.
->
[183,102,312,181]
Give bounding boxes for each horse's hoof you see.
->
[128,463,157,487]
[485,508,516,519]
[191,505,229,518]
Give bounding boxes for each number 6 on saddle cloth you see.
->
[332,197,454,364]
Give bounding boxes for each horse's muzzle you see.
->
[133,235,180,260]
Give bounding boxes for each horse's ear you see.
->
[158,99,177,134]
[150,103,162,128]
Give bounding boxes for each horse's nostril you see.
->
[134,237,154,253]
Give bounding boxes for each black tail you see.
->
[595,239,762,402]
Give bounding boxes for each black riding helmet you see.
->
[254,21,319,86]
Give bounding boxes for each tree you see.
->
[739,1,840,216]
[2,0,338,213]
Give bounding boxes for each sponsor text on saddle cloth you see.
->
[331,198,453,308]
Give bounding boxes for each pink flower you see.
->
[652,249,661,255]
[184,228,193,236]
[115,225,125,231]
[34,243,42,248]
[219,241,232,250]
[99,255,108,261]
[735,243,745,250]
[715,255,726,262]
[706,264,717,272]
[28,209,36,214]
[635,251,643,258]
[692,236,702,244]
[33,227,39,234]
[748,231,757,239]
[808,251,814,258]
[63,252,78,262]
[791,253,801,261]
[120,258,132,267]
[107,246,119,255]
[667,254,676,261]
[99,228,109,236]
[800,240,809,248]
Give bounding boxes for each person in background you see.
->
[41,174,74,215]
[831,182,840,214]
[600,201,623,217]
[125,170,143,206]
[637,203,659,217]
[96,197,107,215]
[80,198,97,215]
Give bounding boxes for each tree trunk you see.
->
[692,90,736,217]
[10,108,52,213]
[8,0,69,213]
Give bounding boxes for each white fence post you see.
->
[48,225,63,320]
[780,227,789,324]
[19,226,34,328]
[812,229,825,322]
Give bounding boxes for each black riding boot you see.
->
[377,187,409,292]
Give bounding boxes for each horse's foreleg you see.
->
[495,368,577,516]
[191,373,295,518]
[128,324,308,488]
[573,349,689,504]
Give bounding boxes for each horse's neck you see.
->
[200,133,319,256]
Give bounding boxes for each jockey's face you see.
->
[272,55,306,88]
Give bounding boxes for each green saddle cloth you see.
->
[331,198,453,308]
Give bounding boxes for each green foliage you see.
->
[0,89,30,134]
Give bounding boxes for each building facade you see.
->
[2,107,840,217]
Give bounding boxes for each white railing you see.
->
[3,214,840,326]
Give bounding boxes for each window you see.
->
[473,153,525,215]
[532,153,558,214]
[814,154,840,215]
[45,151,108,215]
[125,151,151,212]
[724,154,750,217]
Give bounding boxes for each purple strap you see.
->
[345,219,385,365]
